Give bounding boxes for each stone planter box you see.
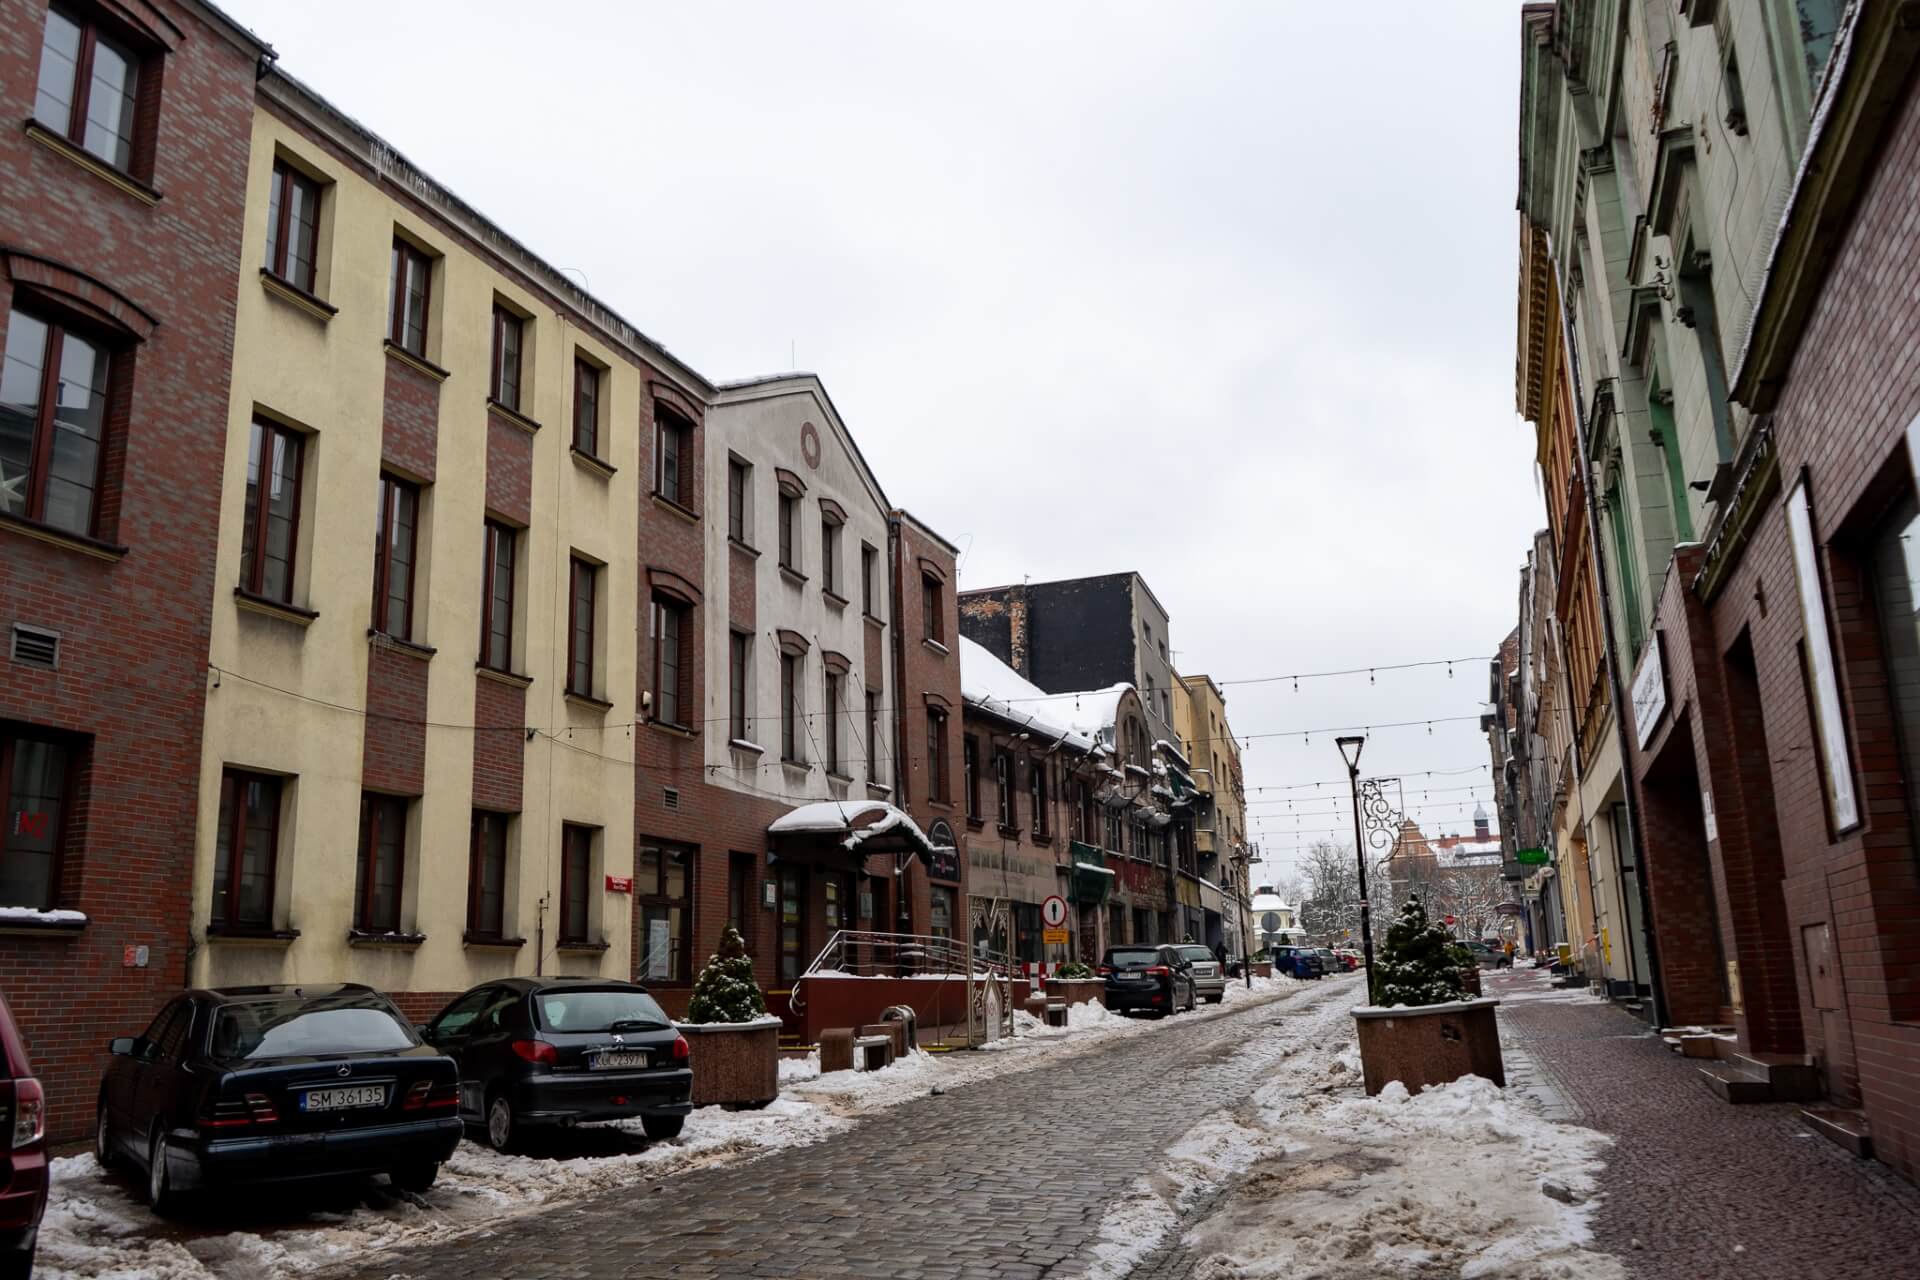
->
[1351,999,1503,1096]
[677,1017,781,1108]
[1250,962,1273,979]
[1046,978,1105,1008]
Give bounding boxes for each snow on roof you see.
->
[768,800,893,834]
[1024,684,1132,738]
[958,637,1130,748]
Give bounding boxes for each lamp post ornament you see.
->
[1336,735,1375,1003]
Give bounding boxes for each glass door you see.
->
[779,865,806,983]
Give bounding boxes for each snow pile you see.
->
[1086,1177,1180,1280]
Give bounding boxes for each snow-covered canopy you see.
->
[767,800,933,854]
[958,636,1127,752]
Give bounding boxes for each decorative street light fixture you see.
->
[1335,735,1376,1002]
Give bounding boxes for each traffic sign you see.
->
[1041,896,1068,928]
[1042,928,1070,945]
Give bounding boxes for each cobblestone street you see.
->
[343,978,1362,1280]
[1490,969,1920,1278]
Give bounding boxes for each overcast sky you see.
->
[224,1,1541,882]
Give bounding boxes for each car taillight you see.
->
[1096,966,1113,976]
[204,1092,277,1129]
[511,1039,558,1065]
[404,1079,459,1111]
[1144,965,1171,977]
[10,1077,44,1149]
[671,1035,690,1062]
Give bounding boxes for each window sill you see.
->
[571,446,617,480]
[729,737,767,756]
[259,268,337,321]
[487,398,541,435]
[462,932,527,950]
[822,589,850,610]
[206,924,301,945]
[234,587,318,626]
[369,629,436,660]
[477,664,534,690]
[863,612,886,631]
[651,492,699,523]
[557,938,611,955]
[347,929,426,949]
[965,816,986,831]
[997,825,1022,839]
[922,638,950,657]
[383,339,451,383]
[868,783,896,800]
[778,565,809,587]
[728,536,760,559]
[24,119,161,205]
[0,510,128,561]
[0,910,88,937]
[647,719,696,740]
[780,758,811,774]
[825,769,855,785]
[566,690,615,714]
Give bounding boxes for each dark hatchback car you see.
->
[1099,945,1197,1017]
[97,985,461,1212]
[1270,945,1320,979]
[1,991,47,1280]
[421,978,692,1152]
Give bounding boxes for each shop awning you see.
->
[1069,841,1112,906]
[767,800,935,862]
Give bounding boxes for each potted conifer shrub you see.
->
[1047,961,1105,1008]
[1350,897,1504,1096]
[678,927,781,1108]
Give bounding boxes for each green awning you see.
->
[1069,841,1112,906]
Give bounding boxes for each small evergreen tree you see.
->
[685,927,768,1024]
[1372,897,1472,1007]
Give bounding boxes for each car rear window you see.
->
[212,995,415,1060]
[537,988,671,1033]
[1105,949,1160,968]
[1179,946,1214,963]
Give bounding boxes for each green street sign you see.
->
[1515,847,1549,865]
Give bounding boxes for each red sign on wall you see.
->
[605,875,633,894]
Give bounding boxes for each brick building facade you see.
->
[0,0,267,1138]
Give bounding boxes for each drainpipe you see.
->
[1545,231,1669,1028]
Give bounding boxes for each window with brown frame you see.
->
[213,770,282,930]
[388,237,431,356]
[655,407,693,507]
[0,307,115,538]
[490,306,523,411]
[467,809,510,938]
[729,630,751,740]
[824,670,844,774]
[573,356,600,457]
[0,728,73,910]
[650,594,692,728]
[994,749,1014,828]
[636,838,693,983]
[821,514,840,596]
[780,651,803,762]
[264,160,321,294]
[370,473,419,640]
[866,689,880,779]
[778,492,799,571]
[922,574,944,643]
[1030,759,1050,838]
[862,544,879,616]
[238,418,304,604]
[727,456,751,543]
[479,520,516,672]
[927,710,948,804]
[34,5,146,174]
[963,735,980,821]
[354,793,407,933]
[568,557,597,698]
[560,824,594,945]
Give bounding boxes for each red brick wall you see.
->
[0,0,260,1140]
[472,678,526,812]
[891,517,964,925]
[484,412,532,525]
[381,357,440,480]
[363,643,428,794]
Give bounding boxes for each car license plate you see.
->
[594,1051,649,1070]
[300,1085,386,1111]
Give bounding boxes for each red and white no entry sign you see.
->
[1041,895,1068,929]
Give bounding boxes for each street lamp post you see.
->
[1336,735,1375,1003]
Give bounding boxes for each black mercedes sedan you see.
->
[419,977,692,1152]
[96,984,461,1213]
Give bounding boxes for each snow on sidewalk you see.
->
[1080,990,1626,1280]
[36,974,1305,1279]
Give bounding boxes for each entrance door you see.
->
[779,866,807,983]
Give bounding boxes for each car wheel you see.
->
[95,1102,119,1172]
[146,1128,181,1215]
[485,1092,519,1153]
[0,1237,34,1280]
[390,1161,439,1194]
[641,1114,684,1141]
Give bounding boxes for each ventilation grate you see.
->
[10,624,58,670]
[663,787,680,811]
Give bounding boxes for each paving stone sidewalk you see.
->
[1488,967,1920,1279]
[343,977,1361,1280]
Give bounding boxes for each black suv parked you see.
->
[97,985,461,1212]
[420,978,693,1152]
[1099,945,1198,1017]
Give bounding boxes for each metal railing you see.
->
[789,929,1018,1046]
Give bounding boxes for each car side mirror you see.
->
[108,1037,135,1056]
[415,1024,434,1041]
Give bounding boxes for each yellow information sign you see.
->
[1042,928,1070,945]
